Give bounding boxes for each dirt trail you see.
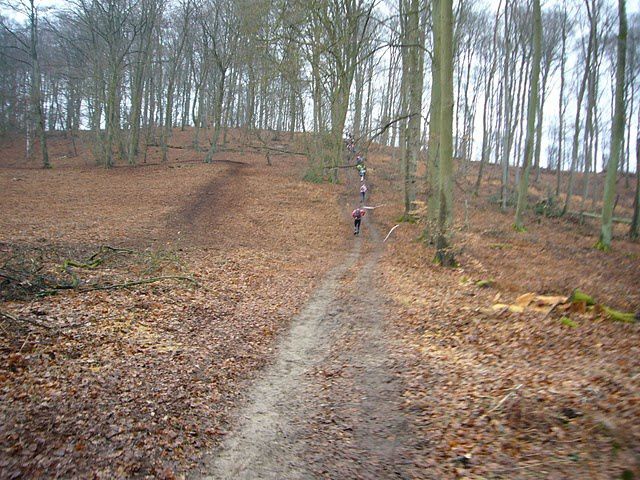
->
[193,216,416,479]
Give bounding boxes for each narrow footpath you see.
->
[193,216,419,479]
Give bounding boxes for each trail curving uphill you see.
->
[193,216,417,479]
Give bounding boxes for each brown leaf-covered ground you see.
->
[368,148,640,478]
[0,130,347,478]
[1,130,639,479]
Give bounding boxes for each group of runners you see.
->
[346,133,368,236]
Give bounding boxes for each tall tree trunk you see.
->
[402,0,424,218]
[581,1,601,212]
[476,1,502,195]
[581,61,597,212]
[624,78,635,188]
[533,65,549,183]
[127,12,155,165]
[104,68,120,168]
[311,25,323,133]
[514,0,542,230]
[512,48,530,187]
[630,129,640,239]
[475,80,491,196]
[562,22,593,215]
[425,0,441,238]
[353,59,364,139]
[205,68,227,163]
[435,0,455,266]
[363,56,375,138]
[598,0,627,250]
[556,4,567,196]
[162,18,189,162]
[29,0,49,169]
[500,0,511,210]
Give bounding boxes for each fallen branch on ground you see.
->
[485,384,523,416]
[88,245,134,260]
[0,309,52,329]
[74,275,201,292]
[567,211,631,224]
[363,204,386,210]
[62,245,134,270]
[327,164,358,169]
[383,224,400,243]
[0,270,21,282]
[542,298,565,319]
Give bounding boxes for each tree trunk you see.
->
[598,0,627,250]
[127,10,155,165]
[562,21,593,215]
[500,0,511,210]
[205,68,227,163]
[435,0,455,267]
[425,0,441,238]
[514,0,542,230]
[353,58,364,139]
[29,1,49,169]
[475,2,502,195]
[533,66,549,183]
[630,130,640,239]
[556,4,567,196]
[402,0,423,218]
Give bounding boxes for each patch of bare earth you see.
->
[193,206,417,480]
[0,130,347,478]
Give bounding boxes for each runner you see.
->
[352,207,366,235]
[360,183,367,202]
[357,164,366,182]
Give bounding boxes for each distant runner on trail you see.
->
[352,207,366,235]
[345,132,355,153]
[356,164,366,181]
[360,183,367,202]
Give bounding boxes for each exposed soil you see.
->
[195,243,361,480]
[194,214,416,480]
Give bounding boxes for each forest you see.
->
[1,0,639,478]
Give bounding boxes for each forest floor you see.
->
[1,129,639,479]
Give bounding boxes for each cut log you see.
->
[568,211,631,225]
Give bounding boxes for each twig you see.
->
[0,270,20,282]
[327,164,357,170]
[0,309,52,329]
[383,224,400,243]
[485,384,523,416]
[76,275,200,292]
[19,332,31,353]
[362,204,386,210]
[542,299,564,319]
[62,245,135,270]
[495,457,574,472]
[87,245,134,261]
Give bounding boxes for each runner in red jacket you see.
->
[352,207,366,235]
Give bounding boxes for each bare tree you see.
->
[597,0,627,250]
[400,0,426,217]
[200,0,239,163]
[434,0,455,266]
[514,0,542,230]
[1,0,50,168]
